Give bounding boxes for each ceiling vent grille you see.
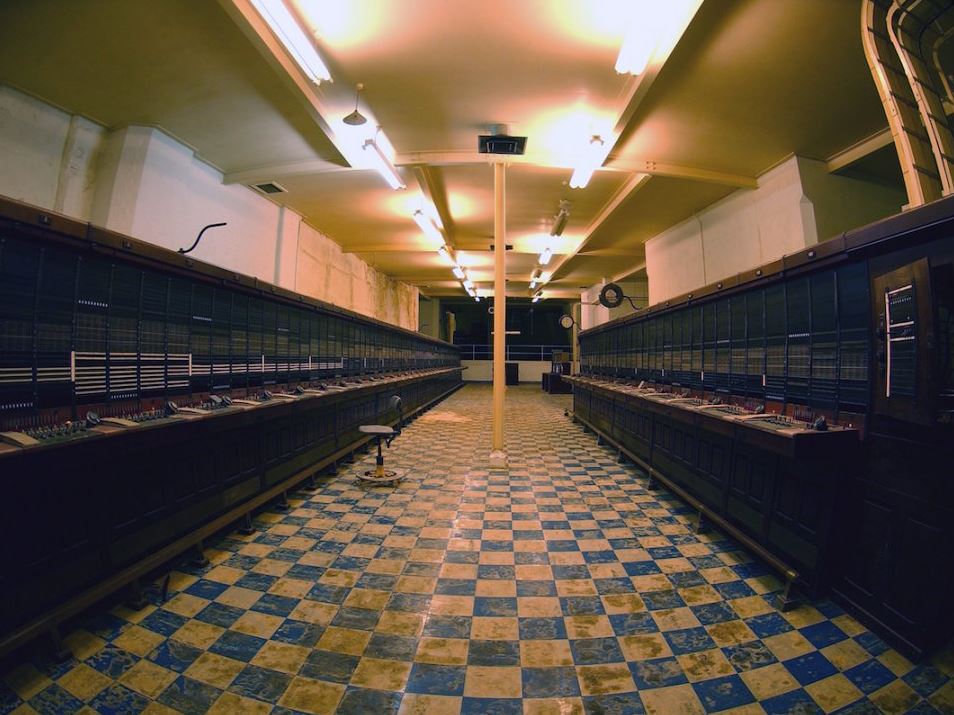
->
[251,181,287,195]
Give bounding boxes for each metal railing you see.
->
[456,344,570,361]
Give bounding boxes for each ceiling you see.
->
[0,0,898,300]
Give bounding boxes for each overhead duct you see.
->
[862,0,954,206]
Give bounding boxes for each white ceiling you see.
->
[0,0,897,299]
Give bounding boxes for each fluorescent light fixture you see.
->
[616,5,659,76]
[569,135,605,189]
[250,0,332,84]
[532,292,542,303]
[412,209,443,242]
[463,279,474,290]
[452,265,466,280]
[474,295,481,302]
[529,279,538,290]
[539,247,553,266]
[362,139,405,189]
[437,245,450,261]
[550,200,571,236]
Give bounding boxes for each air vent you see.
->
[251,182,287,195]
[478,134,527,155]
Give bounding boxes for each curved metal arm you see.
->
[179,222,227,254]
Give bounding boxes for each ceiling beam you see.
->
[223,159,350,185]
[611,261,647,283]
[343,244,432,254]
[606,159,757,188]
[578,247,646,257]
[217,0,355,169]
[826,127,894,173]
[546,173,652,284]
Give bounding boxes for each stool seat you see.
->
[359,425,394,435]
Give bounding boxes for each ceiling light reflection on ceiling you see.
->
[569,135,606,189]
[362,139,405,189]
[250,0,331,83]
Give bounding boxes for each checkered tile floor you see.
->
[2,384,952,714]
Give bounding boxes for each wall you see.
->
[461,360,551,384]
[0,84,419,329]
[642,156,905,305]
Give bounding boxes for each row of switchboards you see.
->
[0,198,463,657]
[574,194,954,659]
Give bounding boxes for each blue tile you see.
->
[140,608,189,636]
[194,602,244,628]
[406,663,466,696]
[251,594,299,617]
[845,660,896,694]
[435,578,477,595]
[404,562,441,576]
[571,637,626,665]
[642,590,685,610]
[582,692,646,715]
[691,602,737,625]
[365,633,419,661]
[157,676,222,715]
[553,564,591,580]
[269,547,305,562]
[561,596,606,616]
[668,571,707,588]
[630,657,688,689]
[903,664,949,697]
[519,617,568,640]
[692,674,756,711]
[83,613,130,640]
[337,686,402,715]
[832,698,882,715]
[722,640,778,672]
[86,644,139,679]
[28,684,86,715]
[147,640,202,673]
[514,552,549,565]
[516,580,558,597]
[387,593,431,612]
[446,550,480,564]
[230,664,293,703]
[307,583,350,604]
[547,540,580,552]
[595,577,636,594]
[224,554,261,570]
[423,615,472,639]
[609,612,658,636]
[522,667,581,697]
[481,540,514,552]
[784,651,838,685]
[474,597,518,617]
[300,650,360,683]
[235,572,278,592]
[664,627,717,655]
[84,684,150,714]
[271,619,324,647]
[332,607,381,631]
[184,579,229,600]
[477,565,516,580]
[648,546,682,559]
[801,621,848,649]
[355,572,396,590]
[583,550,618,564]
[208,631,266,662]
[762,688,824,715]
[468,639,520,666]
[461,698,523,715]
[714,580,757,600]
[854,632,889,657]
[746,612,794,638]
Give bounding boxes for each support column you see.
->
[490,161,507,468]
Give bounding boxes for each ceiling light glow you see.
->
[412,209,443,243]
[616,2,661,75]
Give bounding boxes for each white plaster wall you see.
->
[461,360,551,384]
[0,84,419,330]
[643,156,903,305]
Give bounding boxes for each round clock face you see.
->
[599,282,624,308]
[559,314,575,329]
